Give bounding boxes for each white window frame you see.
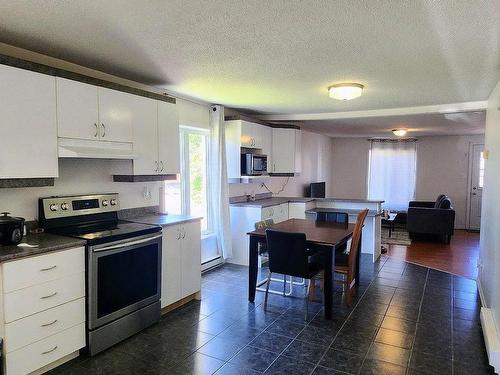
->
[179,126,213,236]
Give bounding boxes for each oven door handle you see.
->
[92,234,162,252]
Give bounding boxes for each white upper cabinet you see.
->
[133,100,179,175]
[158,101,180,174]
[98,87,134,143]
[0,65,58,178]
[240,120,263,149]
[271,128,301,174]
[131,97,158,174]
[56,78,99,140]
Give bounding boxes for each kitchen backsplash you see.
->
[0,158,161,221]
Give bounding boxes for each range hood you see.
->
[58,138,136,159]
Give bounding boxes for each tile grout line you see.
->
[403,266,430,375]
[308,256,390,375]
[354,257,402,375]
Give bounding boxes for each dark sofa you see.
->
[407,195,455,243]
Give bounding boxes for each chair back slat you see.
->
[347,209,369,281]
[266,229,309,278]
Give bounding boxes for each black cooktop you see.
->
[47,220,161,245]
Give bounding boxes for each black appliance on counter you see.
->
[39,194,162,356]
[0,212,25,245]
[307,182,326,198]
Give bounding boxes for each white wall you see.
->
[479,80,500,319]
[329,134,485,228]
[330,138,370,198]
[0,159,161,221]
[416,134,484,228]
[228,130,334,198]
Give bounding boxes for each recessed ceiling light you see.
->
[392,129,408,137]
[328,83,364,100]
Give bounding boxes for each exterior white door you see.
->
[468,143,484,230]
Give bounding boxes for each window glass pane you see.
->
[479,152,485,188]
[188,133,209,232]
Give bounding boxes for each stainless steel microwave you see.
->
[241,153,268,175]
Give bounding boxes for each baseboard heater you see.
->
[481,307,500,373]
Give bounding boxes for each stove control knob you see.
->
[61,203,69,210]
[49,204,59,212]
[110,199,117,206]
[102,200,109,207]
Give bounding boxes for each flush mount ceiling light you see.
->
[392,129,408,137]
[328,83,364,100]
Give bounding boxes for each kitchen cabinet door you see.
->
[0,65,58,178]
[241,121,262,149]
[261,126,272,162]
[98,87,134,143]
[180,221,201,298]
[161,226,182,307]
[158,101,180,174]
[56,78,99,140]
[271,128,301,174]
[277,203,289,223]
[132,97,158,175]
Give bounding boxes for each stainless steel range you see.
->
[39,194,162,356]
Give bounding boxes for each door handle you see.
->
[101,123,106,137]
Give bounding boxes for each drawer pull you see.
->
[41,346,58,355]
[41,319,58,327]
[40,265,57,272]
[40,292,58,299]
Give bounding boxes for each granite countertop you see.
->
[0,233,87,263]
[230,196,383,208]
[125,214,202,227]
[305,207,383,217]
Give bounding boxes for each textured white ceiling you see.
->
[0,0,498,117]
[293,111,486,137]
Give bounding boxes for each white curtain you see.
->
[368,139,417,211]
[208,105,232,259]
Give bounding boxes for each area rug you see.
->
[382,227,412,246]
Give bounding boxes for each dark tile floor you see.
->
[49,254,494,374]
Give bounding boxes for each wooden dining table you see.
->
[247,218,358,320]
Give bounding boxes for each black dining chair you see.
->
[264,229,324,320]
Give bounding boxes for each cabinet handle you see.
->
[41,346,58,355]
[160,161,164,172]
[40,265,57,272]
[182,228,186,239]
[101,123,106,137]
[41,319,58,327]
[40,291,58,299]
[94,123,98,137]
[176,229,181,240]
[154,161,159,172]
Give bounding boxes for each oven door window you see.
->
[97,244,159,319]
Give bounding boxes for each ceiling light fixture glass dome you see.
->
[392,129,408,137]
[328,83,364,100]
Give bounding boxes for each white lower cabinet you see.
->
[6,323,85,375]
[0,247,86,375]
[161,221,201,308]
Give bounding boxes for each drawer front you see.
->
[3,247,85,293]
[4,298,85,353]
[6,323,85,375]
[4,272,85,323]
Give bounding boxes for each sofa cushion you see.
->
[439,197,452,209]
[434,194,446,208]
